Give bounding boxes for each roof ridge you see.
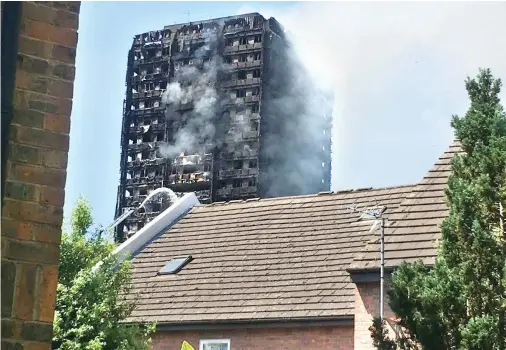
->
[203,184,417,207]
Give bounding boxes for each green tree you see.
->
[53,196,155,350]
[371,69,506,349]
[370,318,396,350]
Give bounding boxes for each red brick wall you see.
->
[1,1,80,349]
[354,281,395,349]
[152,326,354,350]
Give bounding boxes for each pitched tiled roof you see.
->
[127,185,415,324]
[350,141,463,271]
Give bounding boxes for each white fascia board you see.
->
[92,192,200,272]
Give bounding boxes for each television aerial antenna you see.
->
[348,201,388,321]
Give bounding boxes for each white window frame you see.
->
[199,339,230,350]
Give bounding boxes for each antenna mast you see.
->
[379,215,385,320]
[349,203,387,321]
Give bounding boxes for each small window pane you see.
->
[202,344,228,350]
[200,340,230,350]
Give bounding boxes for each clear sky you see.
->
[64,1,506,229]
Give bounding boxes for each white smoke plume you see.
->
[158,2,506,197]
[160,60,219,158]
[159,17,332,197]
[260,41,332,197]
[163,82,184,104]
[236,2,506,191]
[159,29,222,159]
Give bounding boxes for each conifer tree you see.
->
[371,69,506,349]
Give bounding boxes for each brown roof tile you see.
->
[127,141,462,325]
[127,185,414,324]
[349,140,463,271]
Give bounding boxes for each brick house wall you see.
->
[354,281,395,349]
[1,2,80,349]
[150,281,393,350]
[152,326,354,350]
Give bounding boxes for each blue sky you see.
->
[64,1,506,229]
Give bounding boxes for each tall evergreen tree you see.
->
[371,69,506,349]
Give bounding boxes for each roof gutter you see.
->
[347,267,395,284]
[153,315,354,332]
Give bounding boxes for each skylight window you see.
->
[158,256,192,275]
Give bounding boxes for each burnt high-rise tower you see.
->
[115,13,332,242]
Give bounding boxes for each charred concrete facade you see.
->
[115,13,332,242]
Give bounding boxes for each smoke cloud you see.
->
[159,29,222,159]
[160,47,257,161]
[160,62,218,158]
[159,19,333,198]
[236,2,506,190]
[260,41,332,197]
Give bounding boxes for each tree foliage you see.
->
[53,196,155,350]
[371,69,506,349]
[370,318,397,350]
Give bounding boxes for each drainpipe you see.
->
[380,216,385,321]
